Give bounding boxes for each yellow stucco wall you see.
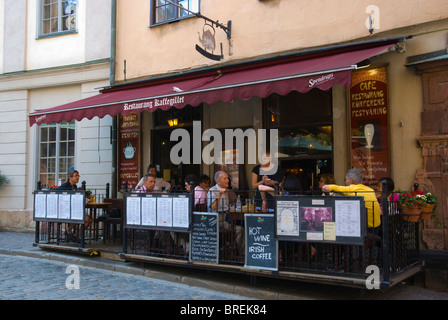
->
[115,0,448,81]
[115,0,448,191]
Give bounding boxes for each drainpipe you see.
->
[110,0,118,198]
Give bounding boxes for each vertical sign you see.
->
[350,67,389,187]
[119,113,140,190]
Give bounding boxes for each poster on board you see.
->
[275,195,366,245]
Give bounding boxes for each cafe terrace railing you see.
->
[121,184,421,288]
[33,181,110,247]
[32,181,421,288]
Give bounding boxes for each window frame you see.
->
[37,121,76,188]
[150,0,200,27]
[38,0,78,38]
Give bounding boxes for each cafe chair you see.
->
[99,198,123,243]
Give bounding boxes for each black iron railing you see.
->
[34,180,421,286]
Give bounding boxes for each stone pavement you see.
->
[0,254,253,300]
[1,231,448,301]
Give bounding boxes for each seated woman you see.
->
[377,177,398,215]
[193,174,210,211]
[318,173,336,196]
[377,177,397,202]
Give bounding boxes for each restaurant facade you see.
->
[28,1,448,247]
[3,0,448,288]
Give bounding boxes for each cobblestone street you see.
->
[1,232,448,303]
[0,254,252,300]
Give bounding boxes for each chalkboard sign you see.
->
[275,195,366,245]
[245,214,278,271]
[190,212,219,263]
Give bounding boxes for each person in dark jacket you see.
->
[59,169,91,242]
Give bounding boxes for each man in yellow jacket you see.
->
[322,168,381,229]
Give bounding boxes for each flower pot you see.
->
[401,206,421,222]
[421,204,435,220]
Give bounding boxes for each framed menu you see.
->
[124,192,192,231]
[33,190,85,223]
[275,195,366,245]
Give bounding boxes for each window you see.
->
[151,0,199,26]
[40,0,77,36]
[264,89,333,154]
[263,90,334,190]
[38,121,76,188]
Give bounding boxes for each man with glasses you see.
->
[58,169,91,242]
[207,171,245,256]
[59,169,80,190]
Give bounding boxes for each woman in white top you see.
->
[135,164,171,191]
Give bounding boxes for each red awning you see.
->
[29,43,394,126]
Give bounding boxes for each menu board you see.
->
[34,193,47,219]
[157,197,173,227]
[173,197,190,228]
[335,200,361,237]
[33,190,85,223]
[119,113,140,190]
[124,193,192,231]
[190,212,219,263]
[71,194,85,221]
[141,196,157,226]
[276,200,299,236]
[58,194,71,220]
[245,214,277,271]
[126,195,141,225]
[275,195,366,245]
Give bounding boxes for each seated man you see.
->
[136,173,156,193]
[207,170,245,256]
[58,169,91,242]
[322,168,381,229]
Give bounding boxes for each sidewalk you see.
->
[1,231,448,300]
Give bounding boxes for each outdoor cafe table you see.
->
[86,202,111,241]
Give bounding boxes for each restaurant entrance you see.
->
[264,89,334,191]
[151,105,202,189]
[280,158,333,191]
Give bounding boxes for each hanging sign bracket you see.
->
[164,0,231,39]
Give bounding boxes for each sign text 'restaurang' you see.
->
[123,96,185,111]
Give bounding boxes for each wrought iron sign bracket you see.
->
[164,1,232,61]
[164,0,231,39]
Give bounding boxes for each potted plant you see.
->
[85,189,94,203]
[0,171,10,189]
[420,192,438,220]
[397,189,426,222]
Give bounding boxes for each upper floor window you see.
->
[151,0,200,26]
[39,0,77,36]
